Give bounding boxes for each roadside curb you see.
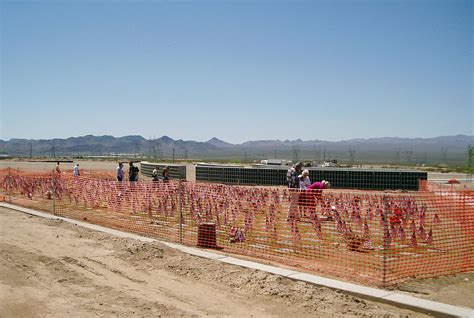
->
[2,202,473,318]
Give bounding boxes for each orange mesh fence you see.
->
[1,169,472,288]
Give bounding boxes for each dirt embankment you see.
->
[0,207,433,317]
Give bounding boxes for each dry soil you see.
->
[0,207,434,317]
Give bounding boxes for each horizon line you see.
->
[1,133,472,145]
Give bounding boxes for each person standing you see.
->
[116,162,124,182]
[298,169,311,189]
[287,162,302,189]
[152,166,160,182]
[162,166,170,182]
[73,163,80,177]
[298,169,312,217]
[286,162,303,243]
[128,162,140,182]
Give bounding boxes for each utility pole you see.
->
[394,147,401,165]
[150,136,158,159]
[404,149,413,165]
[348,149,356,166]
[313,144,320,162]
[29,143,32,158]
[441,146,448,165]
[292,146,300,162]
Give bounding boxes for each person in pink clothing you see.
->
[299,180,331,212]
[307,180,331,190]
[304,180,331,235]
[306,180,331,203]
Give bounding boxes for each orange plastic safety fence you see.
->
[1,169,472,288]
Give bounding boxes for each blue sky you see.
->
[1,0,472,144]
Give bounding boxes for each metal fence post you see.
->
[52,169,56,215]
[382,195,389,288]
[178,179,183,244]
[8,167,12,203]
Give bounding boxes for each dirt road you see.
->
[0,207,429,317]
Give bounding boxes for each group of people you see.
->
[152,165,169,182]
[286,162,332,239]
[55,162,80,177]
[69,161,327,188]
[58,161,170,183]
[116,162,140,182]
[115,162,169,183]
[68,161,322,186]
[287,162,331,214]
[287,162,330,191]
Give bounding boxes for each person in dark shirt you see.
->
[128,162,140,182]
[286,162,302,188]
[286,162,303,241]
[162,166,170,182]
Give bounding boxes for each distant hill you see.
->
[206,137,234,148]
[0,134,472,166]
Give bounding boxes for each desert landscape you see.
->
[1,207,436,317]
[1,160,473,316]
[2,206,473,317]
[2,1,472,316]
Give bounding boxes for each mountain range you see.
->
[0,134,472,166]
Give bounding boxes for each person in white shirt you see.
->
[152,166,159,182]
[73,164,80,177]
[299,169,311,189]
[116,162,124,182]
[298,169,312,218]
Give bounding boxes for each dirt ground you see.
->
[396,272,474,309]
[0,207,434,317]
